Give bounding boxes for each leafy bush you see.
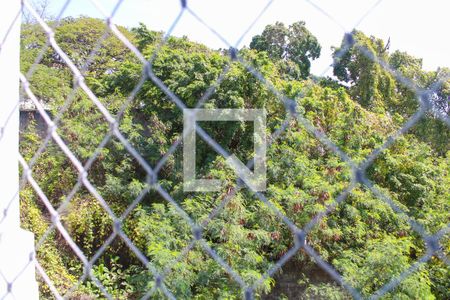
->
[20,18,449,299]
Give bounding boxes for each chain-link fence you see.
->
[1,0,449,299]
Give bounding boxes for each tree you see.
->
[388,51,449,154]
[332,30,396,111]
[19,17,449,299]
[131,22,163,51]
[250,21,321,80]
[333,31,449,122]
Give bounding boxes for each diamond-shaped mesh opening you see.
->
[265,126,353,213]
[411,115,450,157]
[19,183,78,298]
[53,94,111,161]
[60,190,114,255]
[264,258,351,299]
[192,189,292,286]
[139,242,245,299]
[366,133,449,235]
[20,137,79,208]
[302,187,428,297]
[82,136,155,217]
[20,186,85,298]
[295,82,396,162]
[196,120,256,179]
[122,199,193,261]
[120,204,196,298]
[69,240,152,299]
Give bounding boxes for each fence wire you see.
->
[0,0,449,299]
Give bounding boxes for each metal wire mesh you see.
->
[1,0,448,299]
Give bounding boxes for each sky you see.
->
[41,0,450,76]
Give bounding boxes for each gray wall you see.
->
[20,110,49,137]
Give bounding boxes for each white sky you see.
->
[46,0,450,76]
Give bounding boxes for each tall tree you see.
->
[250,21,321,80]
[332,30,396,111]
[334,31,449,154]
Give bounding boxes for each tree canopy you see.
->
[250,21,321,80]
[20,17,449,299]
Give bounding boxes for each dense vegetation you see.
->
[19,17,449,299]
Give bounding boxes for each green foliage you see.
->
[334,236,434,299]
[333,30,396,111]
[333,31,449,155]
[19,17,449,299]
[250,21,321,80]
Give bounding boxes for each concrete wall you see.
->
[19,110,49,137]
[262,261,336,299]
